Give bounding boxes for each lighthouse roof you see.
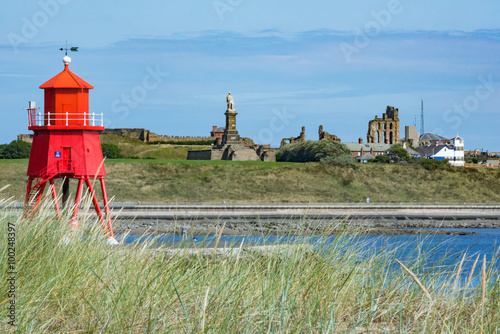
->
[39,61,93,89]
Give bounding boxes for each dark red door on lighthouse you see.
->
[62,147,71,172]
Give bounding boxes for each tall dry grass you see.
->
[0,193,499,332]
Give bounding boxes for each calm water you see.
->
[118,228,500,265]
[118,229,500,287]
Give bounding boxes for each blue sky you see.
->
[1,1,499,150]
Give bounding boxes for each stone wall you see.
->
[210,149,224,160]
[240,137,255,147]
[101,128,214,143]
[229,147,262,161]
[318,125,341,142]
[17,134,33,143]
[149,133,214,143]
[187,149,226,160]
[280,126,306,148]
[188,145,277,162]
[102,128,149,142]
[258,147,278,162]
[187,150,212,160]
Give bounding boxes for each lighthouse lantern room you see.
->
[25,55,117,244]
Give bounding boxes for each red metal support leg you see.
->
[100,177,114,237]
[24,177,33,206]
[23,177,34,218]
[49,178,61,219]
[71,178,84,228]
[84,177,109,235]
[33,182,47,212]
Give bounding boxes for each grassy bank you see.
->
[1,200,499,332]
[2,159,500,203]
[100,134,211,159]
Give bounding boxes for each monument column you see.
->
[222,92,240,145]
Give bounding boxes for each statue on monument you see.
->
[226,92,235,110]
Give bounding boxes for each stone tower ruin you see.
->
[367,106,400,145]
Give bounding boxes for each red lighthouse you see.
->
[25,55,117,244]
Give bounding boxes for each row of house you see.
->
[344,138,391,162]
[344,134,465,166]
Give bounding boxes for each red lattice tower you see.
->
[24,55,117,243]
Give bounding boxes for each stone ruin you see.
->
[280,126,306,148]
[318,125,341,142]
[367,106,400,145]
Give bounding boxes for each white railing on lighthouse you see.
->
[28,109,104,127]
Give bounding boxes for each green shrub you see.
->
[322,153,358,168]
[276,140,356,167]
[101,143,123,159]
[419,158,451,171]
[372,155,390,163]
[0,140,31,159]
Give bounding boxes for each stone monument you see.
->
[222,92,241,145]
[187,93,278,161]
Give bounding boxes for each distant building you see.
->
[344,138,391,158]
[211,125,225,138]
[17,134,33,143]
[405,146,421,159]
[356,153,376,163]
[466,149,500,158]
[450,135,465,166]
[419,132,450,146]
[404,126,420,147]
[417,135,465,166]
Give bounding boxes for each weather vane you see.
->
[59,41,78,56]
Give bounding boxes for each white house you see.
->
[449,135,465,167]
[416,135,465,167]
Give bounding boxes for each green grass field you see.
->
[2,159,500,203]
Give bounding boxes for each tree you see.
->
[0,140,31,159]
[101,143,123,159]
[372,155,390,163]
[388,143,409,162]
